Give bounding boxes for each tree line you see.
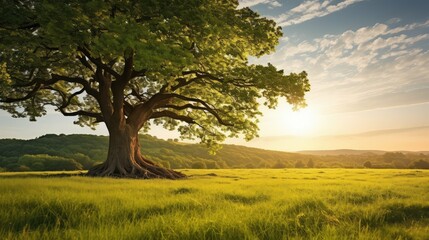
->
[0,134,428,172]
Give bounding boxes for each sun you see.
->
[287,107,318,136]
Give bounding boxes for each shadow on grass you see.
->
[221,193,270,205]
[1,200,98,232]
[249,199,339,239]
[384,203,429,224]
[125,202,205,222]
[347,203,429,228]
[0,172,85,178]
[171,187,197,195]
[329,190,407,205]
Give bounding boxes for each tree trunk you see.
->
[87,126,185,179]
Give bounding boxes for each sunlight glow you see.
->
[287,107,318,136]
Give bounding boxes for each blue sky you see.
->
[234,0,429,150]
[245,0,429,112]
[1,0,428,151]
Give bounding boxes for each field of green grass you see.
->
[1,169,428,239]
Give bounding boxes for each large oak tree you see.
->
[0,0,310,178]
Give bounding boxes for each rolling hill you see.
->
[0,134,428,171]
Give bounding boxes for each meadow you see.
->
[1,169,428,240]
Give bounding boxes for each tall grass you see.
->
[1,169,428,239]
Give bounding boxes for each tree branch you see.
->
[170,77,201,91]
[10,68,39,87]
[123,100,134,117]
[60,109,104,122]
[130,69,147,78]
[61,88,85,109]
[162,93,233,126]
[77,56,95,72]
[0,83,42,103]
[182,70,256,87]
[122,52,134,82]
[48,74,99,98]
[77,46,121,79]
[18,22,40,30]
[44,86,104,122]
[150,110,196,124]
[161,104,207,111]
[0,22,40,31]
[129,85,146,102]
[42,86,84,109]
[157,75,202,94]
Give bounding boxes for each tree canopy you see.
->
[0,0,309,149]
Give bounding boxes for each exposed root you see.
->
[87,157,186,179]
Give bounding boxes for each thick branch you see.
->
[60,109,103,122]
[171,77,201,91]
[49,74,99,98]
[62,88,85,109]
[122,53,134,82]
[158,75,202,94]
[129,85,146,102]
[150,109,218,137]
[123,100,134,117]
[150,110,196,124]
[163,93,233,126]
[77,56,95,72]
[78,46,121,79]
[95,67,114,125]
[0,83,41,103]
[43,86,84,109]
[44,86,104,122]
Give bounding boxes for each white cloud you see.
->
[256,20,429,113]
[387,20,429,34]
[238,0,282,8]
[282,41,318,57]
[274,0,365,27]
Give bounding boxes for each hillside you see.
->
[298,149,429,156]
[0,134,428,172]
[0,134,308,171]
[298,149,388,156]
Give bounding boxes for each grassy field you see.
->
[1,169,428,240]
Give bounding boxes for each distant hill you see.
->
[298,149,429,156]
[0,134,428,172]
[240,126,429,152]
[298,149,388,156]
[0,134,308,171]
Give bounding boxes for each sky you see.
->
[1,0,428,151]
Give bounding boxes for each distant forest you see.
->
[0,134,428,172]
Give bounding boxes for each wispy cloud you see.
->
[257,19,429,113]
[239,0,282,8]
[274,0,365,27]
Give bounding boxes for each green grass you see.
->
[1,169,428,239]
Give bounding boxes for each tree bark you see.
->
[87,125,185,179]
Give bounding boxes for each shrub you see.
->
[410,160,429,169]
[307,159,315,168]
[191,161,207,169]
[295,160,305,168]
[273,161,286,169]
[363,161,372,168]
[17,165,31,172]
